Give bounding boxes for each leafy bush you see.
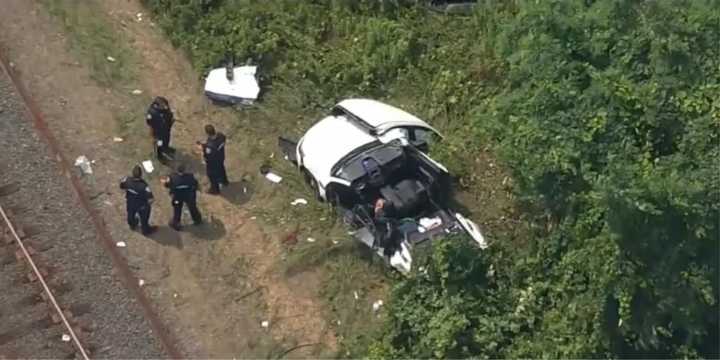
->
[143,0,719,357]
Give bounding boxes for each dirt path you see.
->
[0,0,335,357]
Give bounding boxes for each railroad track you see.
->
[0,193,92,359]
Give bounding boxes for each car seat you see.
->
[362,157,385,188]
[380,179,428,217]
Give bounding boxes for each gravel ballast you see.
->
[0,68,165,358]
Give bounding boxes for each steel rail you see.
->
[0,204,91,360]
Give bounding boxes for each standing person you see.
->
[146,96,175,163]
[119,165,157,235]
[373,198,398,258]
[197,124,229,194]
[162,163,203,231]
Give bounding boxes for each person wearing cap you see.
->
[119,165,157,235]
[196,124,229,194]
[146,96,176,163]
[162,163,203,231]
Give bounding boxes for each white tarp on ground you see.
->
[204,65,260,105]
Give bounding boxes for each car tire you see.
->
[301,168,323,202]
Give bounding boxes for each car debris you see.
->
[138,279,145,287]
[61,334,71,342]
[115,241,127,248]
[261,320,269,328]
[131,89,143,95]
[106,56,116,63]
[372,300,384,312]
[112,136,124,142]
[291,198,308,206]
[278,98,487,274]
[74,155,93,175]
[306,237,316,243]
[204,57,260,106]
[353,291,359,300]
[141,160,154,174]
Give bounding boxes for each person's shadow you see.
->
[219,179,253,206]
[147,226,183,249]
[185,215,226,241]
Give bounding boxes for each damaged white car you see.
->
[279,99,485,274]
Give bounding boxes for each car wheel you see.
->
[301,168,323,202]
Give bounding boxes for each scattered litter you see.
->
[205,65,260,105]
[353,291,359,300]
[264,172,282,183]
[306,237,316,243]
[291,198,308,206]
[61,334,71,342]
[131,89,143,95]
[103,200,113,206]
[337,320,342,325]
[115,241,127,248]
[372,300,384,312]
[173,293,178,298]
[320,217,326,221]
[250,216,257,220]
[261,320,269,328]
[243,187,248,194]
[135,12,143,21]
[332,240,339,245]
[74,155,93,175]
[138,279,145,287]
[106,56,116,63]
[142,160,154,173]
[113,137,124,142]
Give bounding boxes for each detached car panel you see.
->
[279,98,485,274]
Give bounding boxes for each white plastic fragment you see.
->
[142,160,154,173]
[332,240,339,245]
[173,293,178,298]
[250,216,257,220]
[131,89,143,95]
[74,155,93,174]
[353,291,359,300]
[138,279,145,287]
[113,137,124,142]
[106,56,116,63]
[136,12,143,21]
[61,334,71,342]
[261,320,269,328]
[115,241,127,248]
[306,237,316,243]
[291,198,308,206]
[264,172,282,183]
[372,300,384,312]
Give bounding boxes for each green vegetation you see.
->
[143,0,719,358]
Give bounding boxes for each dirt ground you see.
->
[0,0,335,357]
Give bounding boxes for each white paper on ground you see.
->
[291,198,308,206]
[115,241,127,248]
[142,160,154,173]
[264,172,282,183]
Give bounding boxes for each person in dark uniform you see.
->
[146,96,175,162]
[197,124,229,194]
[162,163,203,231]
[373,198,398,257]
[119,165,157,235]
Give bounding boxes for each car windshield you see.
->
[332,142,404,182]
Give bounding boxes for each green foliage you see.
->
[143,0,719,358]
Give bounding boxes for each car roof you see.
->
[335,98,440,136]
[300,114,376,185]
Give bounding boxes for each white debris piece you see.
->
[173,293,178,298]
[204,65,260,105]
[306,237,316,243]
[418,217,442,231]
[372,300,384,312]
[142,160,154,173]
[136,12,143,21]
[332,240,339,245]
[353,291,359,300]
[106,56,116,63]
[138,279,145,287]
[74,155,93,174]
[131,89,143,95]
[115,241,127,248]
[61,334,71,342]
[250,216,257,220]
[264,172,282,183]
[291,198,308,206]
[261,320,269,328]
[113,136,124,142]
